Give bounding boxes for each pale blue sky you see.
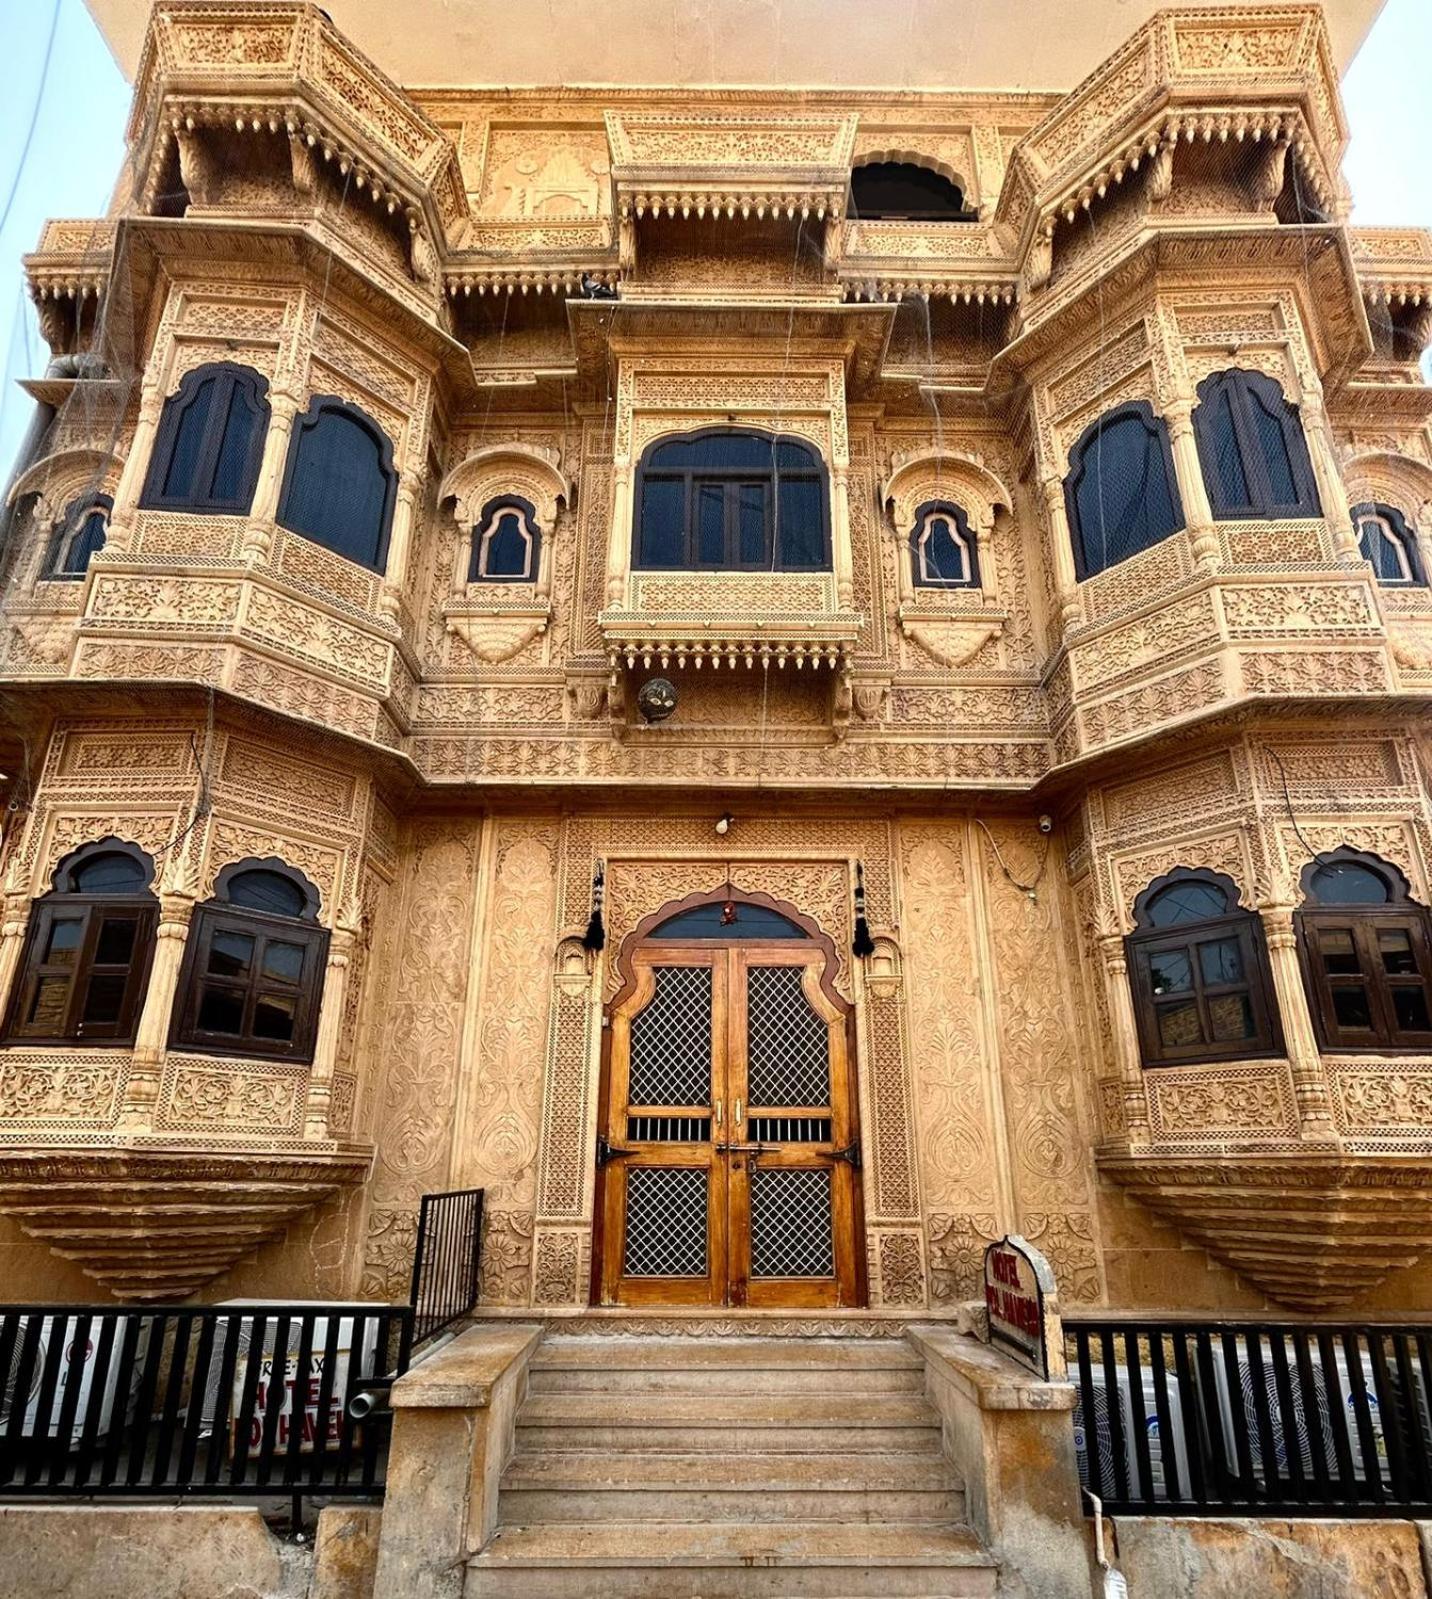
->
[0,0,1428,470]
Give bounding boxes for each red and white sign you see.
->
[983,1235,1056,1378]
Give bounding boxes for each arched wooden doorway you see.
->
[593,889,865,1308]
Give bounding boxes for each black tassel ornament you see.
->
[852,862,876,958]
[582,861,607,952]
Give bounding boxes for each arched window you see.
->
[140,363,269,514]
[1064,403,1185,579]
[1126,868,1281,1066]
[1192,370,1321,520]
[1354,501,1425,586]
[910,500,978,588]
[1297,849,1432,1051]
[2,841,157,1045]
[171,860,328,1062]
[277,398,397,572]
[47,493,112,578]
[469,495,540,583]
[634,430,829,572]
[849,162,972,221]
[648,899,809,940]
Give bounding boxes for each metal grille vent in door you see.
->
[750,1168,834,1277]
[747,966,830,1106]
[629,966,712,1105]
[623,1167,709,1277]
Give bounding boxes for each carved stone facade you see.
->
[2,0,1431,1315]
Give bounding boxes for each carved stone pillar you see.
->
[832,466,856,610]
[0,894,34,1026]
[243,384,301,561]
[119,894,195,1132]
[1259,904,1334,1137]
[304,928,353,1138]
[380,483,419,618]
[1166,400,1219,572]
[1099,934,1151,1148]
[607,463,633,606]
[1301,395,1360,562]
[1040,474,1083,630]
[104,381,165,552]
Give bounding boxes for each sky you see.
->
[0,0,1428,472]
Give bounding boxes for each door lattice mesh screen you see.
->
[747,966,830,1107]
[629,966,712,1106]
[623,1167,709,1277]
[750,1167,834,1278]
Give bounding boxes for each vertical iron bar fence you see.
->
[1066,1320,1432,1517]
[409,1188,484,1346]
[0,1303,410,1498]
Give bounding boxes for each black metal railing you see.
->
[410,1187,484,1345]
[1067,1319,1432,1517]
[0,1303,411,1499]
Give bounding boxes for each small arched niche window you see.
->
[1297,850,1432,1052]
[1126,868,1281,1067]
[1353,501,1425,587]
[140,362,270,514]
[1192,369,1321,521]
[910,500,979,588]
[849,161,973,221]
[634,429,829,571]
[277,398,397,573]
[171,860,328,1063]
[2,841,158,1045]
[1064,403,1185,580]
[469,495,540,583]
[46,492,112,579]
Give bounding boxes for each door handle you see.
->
[734,1098,743,1125]
[831,1140,862,1170]
[596,1134,637,1166]
[714,1098,723,1129]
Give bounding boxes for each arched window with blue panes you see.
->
[1063,402,1185,579]
[909,500,979,589]
[141,362,270,514]
[1353,501,1425,587]
[469,495,540,582]
[277,397,397,572]
[1192,369,1321,521]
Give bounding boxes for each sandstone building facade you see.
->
[2,0,1430,1327]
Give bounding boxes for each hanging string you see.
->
[976,817,1051,905]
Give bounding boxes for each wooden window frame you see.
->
[1064,401,1185,580]
[276,395,398,574]
[910,499,980,589]
[1127,914,1283,1068]
[139,362,270,515]
[633,428,831,573]
[1192,368,1322,522]
[468,494,540,583]
[3,897,157,1046]
[170,902,328,1064]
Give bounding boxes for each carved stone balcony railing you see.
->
[599,571,862,675]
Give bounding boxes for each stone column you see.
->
[242,384,301,562]
[103,380,164,554]
[0,894,34,1025]
[1259,903,1335,1136]
[606,462,633,606]
[379,482,419,618]
[1166,399,1220,572]
[1040,474,1083,630]
[832,465,856,610]
[1100,934,1151,1148]
[1301,393,1360,561]
[304,928,353,1139]
[118,893,194,1132]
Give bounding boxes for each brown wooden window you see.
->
[171,862,328,1063]
[1297,850,1432,1052]
[1126,869,1282,1067]
[2,842,158,1045]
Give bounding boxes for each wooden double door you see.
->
[597,941,863,1308]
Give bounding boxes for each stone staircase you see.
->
[465,1333,1000,1598]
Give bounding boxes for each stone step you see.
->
[503,1450,959,1494]
[531,1337,923,1370]
[517,1390,941,1428]
[466,1521,998,1599]
[527,1363,925,1396]
[499,1477,965,1526]
[515,1420,944,1455]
